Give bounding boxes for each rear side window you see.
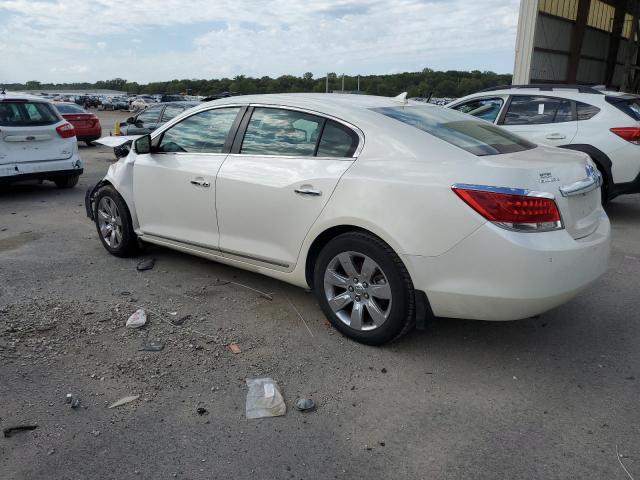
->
[503,96,573,125]
[0,101,59,126]
[606,95,640,121]
[54,103,86,114]
[317,120,359,157]
[158,107,240,153]
[373,106,535,156]
[576,102,600,121]
[452,97,504,123]
[241,108,323,156]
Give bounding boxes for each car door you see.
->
[498,95,578,146]
[128,105,164,134]
[450,96,507,123]
[132,106,242,247]
[215,106,361,270]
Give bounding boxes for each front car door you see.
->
[128,105,164,135]
[215,106,362,270]
[132,106,242,247]
[498,95,578,146]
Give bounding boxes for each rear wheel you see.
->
[313,232,415,345]
[54,174,79,189]
[94,185,139,257]
[85,140,95,147]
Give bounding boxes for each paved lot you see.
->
[1,109,639,479]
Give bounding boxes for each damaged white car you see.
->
[85,94,610,344]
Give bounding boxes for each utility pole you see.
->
[357,75,360,92]
[326,74,329,93]
[341,74,345,92]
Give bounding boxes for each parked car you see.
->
[115,101,199,136]
[160,94,185,102]
[0,92,83,187]
[75,95,100,108]
[447,85,640,201]
[86,94,610,344]
[101,96,129,111]
[129,95,156,112]
[53,102,102,146]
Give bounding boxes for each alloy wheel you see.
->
[97,197,123,249]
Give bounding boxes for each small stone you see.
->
[381,368,387,374]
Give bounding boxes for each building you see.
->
[513,0,640,91]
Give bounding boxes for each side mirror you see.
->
[134,135,151,155]
[126,117,135,124]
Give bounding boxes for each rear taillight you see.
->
[610,127,640,144]
[452,185,563,232]
[56,123,75,138]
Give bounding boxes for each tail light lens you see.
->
[56,123,75,138]
[610,127,640,144]
[452,185,563,232]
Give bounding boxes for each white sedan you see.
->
[86,94,610,345]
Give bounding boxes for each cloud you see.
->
[0,0,520,83]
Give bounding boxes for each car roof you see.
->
[0,92,53,102]
[202,93,428,122]
[451,87,632,105]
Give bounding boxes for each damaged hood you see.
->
[94,135,142,148]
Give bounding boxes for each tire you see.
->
[85,140,94,147]
[54,174,79,189]
[313,232,415,345]
[595,164,610,204]
[93,185,139,257]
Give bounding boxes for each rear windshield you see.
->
[54,103,86,114]
[606,95,640,121]
[372,106,536,156]
[0,101,60,127]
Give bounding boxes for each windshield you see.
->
[372,105,536,156]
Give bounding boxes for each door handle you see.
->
[294,187,322,196]
[545,133,566,140]
[190,179,210,187]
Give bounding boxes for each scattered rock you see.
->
[228,343,241,354]
[196,407,208,415]
[136,258,156,272]
[295,398,316,412]
[3,425,38,438]
[381,368,387,374]
[126,309,147,329]
[141,341,164,352]
[108,395,140,409]
[171,314,190,326]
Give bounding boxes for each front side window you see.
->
[372,106,535,156]
[136,106,163,124]
[161,105,186,122]
[0,102,59,126]
[241,108,323,156]
[157,107,240,153]
[503,96,573,125]
[453,97,504,123]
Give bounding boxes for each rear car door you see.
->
[215,106,361,270]
[498,95,578,146]
[133,106,242,247]
[0,100,74,176]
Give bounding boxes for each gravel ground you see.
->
[1,109,639,479]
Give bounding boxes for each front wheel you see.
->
[93,185,139,257]
[313,232,415,345]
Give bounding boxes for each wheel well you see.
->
[305,225,381,288]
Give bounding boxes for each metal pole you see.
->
[342,74,345,91]
[357,75,360,92]
[326,74,329,93]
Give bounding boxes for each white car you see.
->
[0,92,83,187]
[85,94,610,344]
[446,85,640,201]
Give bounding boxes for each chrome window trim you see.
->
[224,153,355,161]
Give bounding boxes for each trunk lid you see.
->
[477,145,602,239]
[0,100,74,164]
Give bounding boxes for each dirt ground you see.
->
[1,109,639,480]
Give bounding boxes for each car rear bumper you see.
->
[0,156,83,182]
[403,213,611,321]
[0,168,84,184]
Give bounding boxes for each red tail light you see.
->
[56,122,76,138]
[610,127,640,144]
[452,185,563,232]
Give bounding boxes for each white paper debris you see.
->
[126,309,147,328]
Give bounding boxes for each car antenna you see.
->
[426,91,433,103]
[393,91,408,104]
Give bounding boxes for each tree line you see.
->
[8,69,512,98]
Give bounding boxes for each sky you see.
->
[0,0,521,84]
